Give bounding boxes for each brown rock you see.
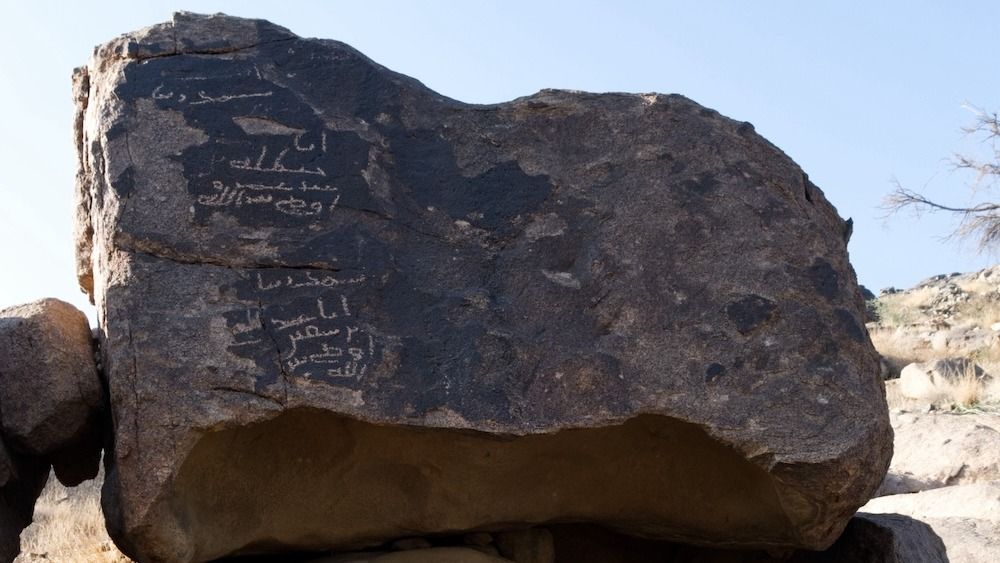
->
[545,517,947,563]
[0,298,103,486]
[495,529,554,563]
[864,481,1000,522]
[313,547,513,562]
[77,12,890,561]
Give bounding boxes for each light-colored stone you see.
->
[864,481,1000,522]
[922,517,1000,563]
[875,411,1000,496]
[494,529,554,563]
[898,358,988,401]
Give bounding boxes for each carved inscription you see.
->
[135,55,374,228]
[226,271,382,384]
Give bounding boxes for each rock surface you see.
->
[865,481,1000,563]
[876,411,1000,496]
[537,517,948,563]
[898,358,989,402]
[0,298,104,485]
[0,298,105,562]
[76,12,890,562]
[865,480,1000,522]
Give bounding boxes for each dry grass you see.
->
[868,326,952,376]
[886,361,999,412]
[15,471,131,563]
[945,368,987,408]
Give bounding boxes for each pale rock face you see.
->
[898,358,989,402]
[76,12,890,562]
[864,481,1000,563]
[876,411,1000,497]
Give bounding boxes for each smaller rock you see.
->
[812,513,949,563]
[313,547,513,562]
[0,299,104,486]
[544,519,947,562]
[464,532,495,547]
[898,358,988,402]
[0,454,49,563]
[875,412,1000,496]
[390,538,433,551]
[864,481,1000,522]
[494,528,554,563]
[922,517,1000,563]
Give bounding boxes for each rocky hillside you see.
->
[870,266,1000,382]
[864,265,1000,562]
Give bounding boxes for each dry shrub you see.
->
[948,369,985,407]
[15,471,131,563]
[868,326,951,376]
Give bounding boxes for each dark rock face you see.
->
[0,298,104,561]
[540,514,948,562]
[76,12,891,562]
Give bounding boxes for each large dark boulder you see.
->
[76,12,891,562]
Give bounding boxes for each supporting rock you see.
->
[0,298,105,562]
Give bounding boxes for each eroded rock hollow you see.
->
[75,12,892,562]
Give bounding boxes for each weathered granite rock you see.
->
[0,298,103,486]
[76,12,891,562]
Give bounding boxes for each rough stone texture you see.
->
[876,411,1000,497]
[494,529,554,563]
[542,517,947,563]
[864,481,1000,522]
[76,12,891,562]
[0,452,49,563]
[921,517,1000,563]
[313,548,514,562]
[0,298,103,486]
[865,481,1000,563]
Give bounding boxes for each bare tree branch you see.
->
[883,106,1000,252]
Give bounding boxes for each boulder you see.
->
[0,298,103,485]
[876,411,1000,496]
[76,12,891,562]
[544,517,947,562]
[865,481,1000,563]
[898,358,988,402]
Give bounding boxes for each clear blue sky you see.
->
[2,1,998,322]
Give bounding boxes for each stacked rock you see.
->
[0,298,104,561]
